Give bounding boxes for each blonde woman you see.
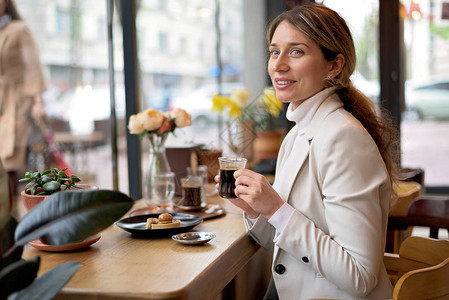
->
[216,4,397,299]
[0,0,47,194]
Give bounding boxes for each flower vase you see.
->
[144,132,171,200]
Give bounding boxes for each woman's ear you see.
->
[329,54,345,78]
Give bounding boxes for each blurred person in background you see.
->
[0,0,47,196]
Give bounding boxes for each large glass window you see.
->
[14,0,245,196]
[136,0,245,149]
[325,0,449,190]
[401,0,449,189]
[15,0,126,193]
[323,0,381,106]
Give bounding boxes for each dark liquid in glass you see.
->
[219,169,238,198]
[182,187,202,206]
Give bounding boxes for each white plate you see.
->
[172,232,216,245]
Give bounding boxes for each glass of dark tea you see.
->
[181,176,203,208]
[218,157,247,198]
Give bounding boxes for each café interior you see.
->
[2,0,449,299]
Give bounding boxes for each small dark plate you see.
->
[115,213,203,237]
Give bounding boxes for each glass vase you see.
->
[144,132,172,200]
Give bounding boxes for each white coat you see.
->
[245,93,393,299]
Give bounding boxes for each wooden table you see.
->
[23,193,264,300]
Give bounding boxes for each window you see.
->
[158,33,168,52]
[15,0,125,193]
[56,7,71,36]
[401,0,449,189]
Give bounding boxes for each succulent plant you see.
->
[19,168,81,195]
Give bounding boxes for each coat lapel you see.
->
[275,134,310,202]
[274,93,344,203]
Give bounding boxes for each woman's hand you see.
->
[234,169,284,220]
[214,174,259,219]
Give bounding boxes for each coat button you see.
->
[302,256,309,263]
[274,264,285,274]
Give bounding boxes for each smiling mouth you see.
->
[276,80,295,87]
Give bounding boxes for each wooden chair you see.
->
[398,167,425,186]
[388,195,449,251]
[386,181,422,252]
[405,195,449,238]
[384,236,449,299]
[390,181,422,217]
[311,237,449,300]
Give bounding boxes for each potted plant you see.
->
[19,168,95,211]
[0,161,134,300]
[212,87,285,162]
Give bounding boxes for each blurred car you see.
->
[45,85,125,134]
[403,78,449,121]
[171,82,244,126]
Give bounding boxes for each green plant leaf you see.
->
[8,261,81,300]
[43,181,61,193]
[31,185,38,195]
[0,256,39,299]
[58,170,67,177]
[1,217,23,269]
[14,189,134,246]
[41,175,53,183]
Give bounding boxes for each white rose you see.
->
[127,114,144,134]
[171,108,192,128]
[138,108,165,131]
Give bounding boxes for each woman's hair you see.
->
[5,0,22,20]
[267,4,398,187]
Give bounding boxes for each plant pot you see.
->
[253,129,285,162]
[21,191,49,211]
[21,184,99,211]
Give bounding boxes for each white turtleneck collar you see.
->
[286,87,337,135]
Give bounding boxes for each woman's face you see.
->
[268,21,333,110]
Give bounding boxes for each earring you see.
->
[328,74,333,79]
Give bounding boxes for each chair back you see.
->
[390,181,422,217]
[398,235,449,266]
[384,236,449,299]
[407,196,449,239]
[393,257,449,300]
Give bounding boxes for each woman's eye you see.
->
[270,50,280,56]
[291,49,302,55]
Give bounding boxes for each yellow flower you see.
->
[228,102,243,119]
[212,88,250,118]
[260,87,283,117]
[230,88,251,107]
[212,94,228,114]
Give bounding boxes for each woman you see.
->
[0,0,47,194]
[218,4,397,300]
